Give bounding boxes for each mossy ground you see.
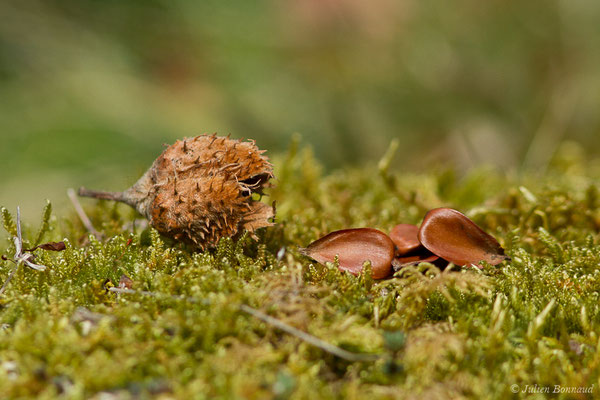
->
[1,142,600,399]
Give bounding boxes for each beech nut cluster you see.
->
[301,208,509,279]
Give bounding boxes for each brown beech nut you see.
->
[418,208,509,267]
[389,224,422,256]
[301,228,395,279]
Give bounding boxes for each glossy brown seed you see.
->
[418,208,508,267]
[301,228,395,279]
[389,224,422,256]
[392,253,440,271]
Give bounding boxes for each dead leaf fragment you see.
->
[24,241,66,252]
[119,274,133,289]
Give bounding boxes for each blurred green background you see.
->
[1,0,599,220]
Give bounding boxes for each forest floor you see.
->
[1,143,599,399]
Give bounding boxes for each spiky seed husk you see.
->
[79,134,275,250]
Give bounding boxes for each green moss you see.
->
[1,143,600,399]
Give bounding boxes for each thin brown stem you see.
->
[78,187,125,202]
[107,287,381,362]
[67,188,102,238]
[239,304,381,362]
[0,263,18,296]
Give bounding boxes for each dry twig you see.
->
[108,287,381,362]
[67,188,101,238]
[1,207,48,296]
